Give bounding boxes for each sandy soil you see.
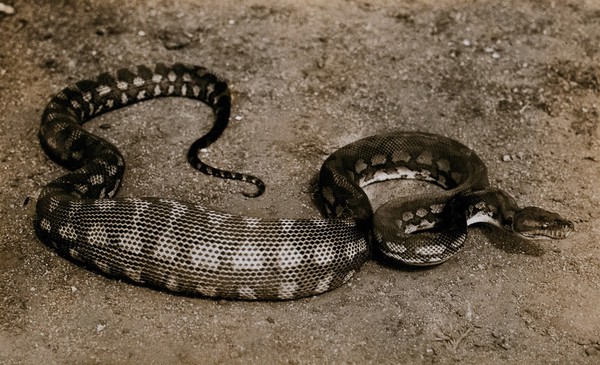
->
[1,0,599,364]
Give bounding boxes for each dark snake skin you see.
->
[34,63,575,300]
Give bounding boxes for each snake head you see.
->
[513,206,575,240]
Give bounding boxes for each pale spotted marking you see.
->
[342,270,356,284]
[165,277,180,292]
[88,223,109,247]
[243,217,261,228]
[416,244,446,256]
[191,244,222,271]
[132,76,145,87]
[232,242,265,271]
[354,159,367,174]
[48,197,60,213]
[238,286,257,300]
[279,281,299,299]
[70,99,81,110]
[82,92,93,103]
[280,219,295,233]
[196,285,218,298]
[206,82,215,96]
[430,204,444,214]
[167,70,177,82]
[404,220,436,234]
[371,154,387,166]
[316,273,335,293]
[151,74,162,83]
[88,174,104,185]
[314,244,336,265]
[106,179,120,198]
[123,268,142,282]
[415,208,428,218]
[192,85,201,97]
[40,218,52,232]
[436,159,451,173]
[96,85,111,96]
[391,150,410,163]
[278,245,303,269]
[416,151,433,165]
[75,184,88,195]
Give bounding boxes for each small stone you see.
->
[462,39,471,46]
[234,115,242,121]
[96,324,106,333]
[137,30,146,37]
[0,3,15,15]
[502,154,511,162]
[160,30,192,50]
[586,345,600,356]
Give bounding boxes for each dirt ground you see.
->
[1,0,599,364]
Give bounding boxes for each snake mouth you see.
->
[518,225,575,240]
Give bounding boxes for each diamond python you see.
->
[34,63,574,300]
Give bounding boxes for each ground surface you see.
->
[1,0,599,364]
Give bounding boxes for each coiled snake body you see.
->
[35,63,574,300]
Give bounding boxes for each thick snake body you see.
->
[35,63,574,300]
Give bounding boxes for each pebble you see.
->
[96,323,106,333]
[0,2,15,15]
[160,30,192,50]
[502,154,511,162]
[586,345,600,356]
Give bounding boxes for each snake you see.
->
[34,63,575,300]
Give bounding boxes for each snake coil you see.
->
[34,63,574,300]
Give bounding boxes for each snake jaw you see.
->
[513,206,575,240]
[517,222,575,240]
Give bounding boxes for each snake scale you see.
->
[34,63,574,300]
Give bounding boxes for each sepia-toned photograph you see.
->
[0,0,597,363]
